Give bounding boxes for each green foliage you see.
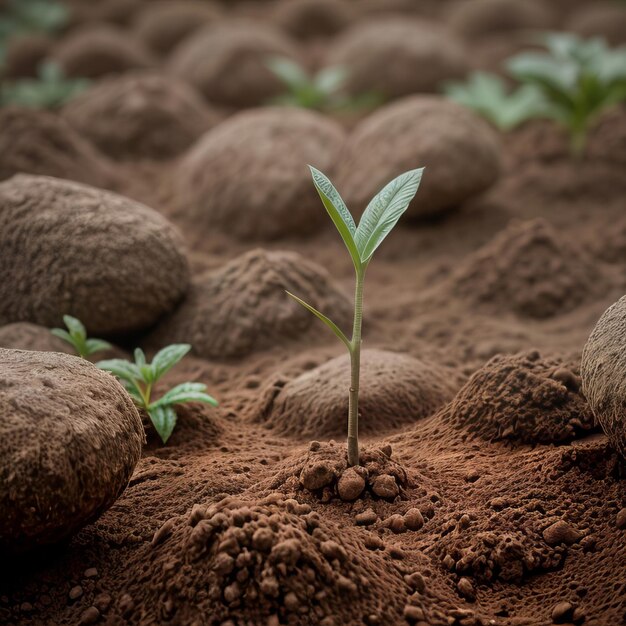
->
[0,0,68,67]
[97,345,218,444]
[51,315,112,359]
[286,166,423,466]
[266,56,382,113]
[507,33,626,154]
[444,71,547,131]
[1,61,91,109]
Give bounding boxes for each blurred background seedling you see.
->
[51,315,112,359]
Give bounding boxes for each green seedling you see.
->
[444,71,547,132]
[287,166,423,467]
[1,60,91,109]
[266,56,382,112]
[51,315,112,359]
[97,345,218,444]
[507,33,626,155]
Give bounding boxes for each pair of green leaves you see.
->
[444,72,548,132]
[286,166,423,350]
[1,61,91,109]
[51,315,112,359]
[98,345,218,444]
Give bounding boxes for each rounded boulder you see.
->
[582,296,626,461]
[174,107,345,240]
[0,348,144,552]
[336,96,501,218]
[0,175,189,334]
[62,73,218,160]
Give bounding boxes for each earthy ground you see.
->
[1,1,626,625]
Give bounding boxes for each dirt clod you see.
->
[542,520,582,546]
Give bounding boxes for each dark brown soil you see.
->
[2,1,626,625]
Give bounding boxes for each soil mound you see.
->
[0,348,144,553]
[272,0,353,40]
[52,25,154,78]
[447,0,553,39]
[167,21,300,108]
[256,349,461,439]
[581,296,626,461]
[327,18,468,100]
[441,351,595,445]
[450,219,602,319]
[149,249,352,359]
[336,96,501,218]
[62,73,218,160]
[0,322,73,354]
[133,1,222,55]
[174,107,345,240]
[2,33,52,78]
[567,3,626,46]
[0,107,117,188]
[127,493,409,625]
[0,175,189,334]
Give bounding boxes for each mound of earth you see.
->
[62,73,218,160]
[566,3,626,46]
[447,0,554,39]
[255,349,461,439]
[167,21,300,108]
[0,175,189,335]
[326,18,468,99]
[449,219,602,319]
[52,25,154,78]
[122,493,410,624]
[272,0,353,40]
[0,348,144,553]
[174,107,345,240]
[336,96,501,218]
[0,322,73,354]
[581,296,626,461]
[0,107,117,188]
[440,351,595,445]
[148,249,352,359]
[1,33,53,78]
[133,1,222,55]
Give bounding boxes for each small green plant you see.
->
[0,60,91,109]
[444,71,547,132]
[97,345,218,444]
[507,33,626,155]
[51,315,112,359]
[287,166,423,467]
[266,56,382,112]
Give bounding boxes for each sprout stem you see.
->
[347,268,365,467]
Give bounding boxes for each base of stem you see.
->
[347,436,359,467]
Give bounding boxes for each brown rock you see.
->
[457,577,476,601]
[337,467,366,501]
[551,601,574,623]
[616,508,626,529]
[371,474,399,499]
[355,509,378,526]
[542,520,582,546]
[404,508,425,531]
[0,349,144,553]
[300,461,336,491]
[79,607,100,625]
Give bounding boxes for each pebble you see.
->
[404,508,424,531]
[380,444,392,458]
[79,607,100,625]
[551,601,574,623]
[337,467,366,501]
[403,605,425,622]
[457,577,476,602]
[385,514,406,534]
[355,509,378,526]
[616,508,626,529]
[320,540,348,561]
[93,593,111,612]
[543,520,582,546]
[371,474,399,499]
[300,461,335,491]
[69,586,83,601]
[151,518,175,547]
[252,527,275,552]
[404,572,426,593]
[388,545,405,559]
[83,568,98,579]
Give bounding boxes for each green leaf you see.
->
[134,348,146,366]
[84,338,112,355]
[51,328,73,345]
[150,344,191,381]
[147,405,177,444]
[308,166,361,271]
[315,66,347,94]
[140,364,155,384]
[285,291,351,350]
[63,315,86,341]
[153,382,219,408]
[97,359,141,384]
[355,168,424,263]
[266,56,309,88]
[124,386,144,405]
